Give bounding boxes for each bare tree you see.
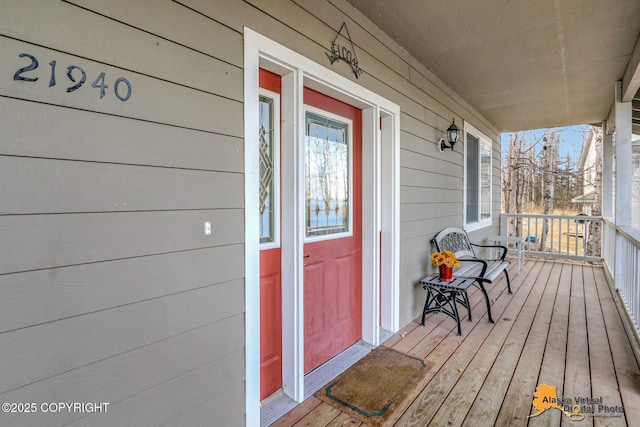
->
[503,129,585,211]
[540,132,557,251]
[587,127,602,257]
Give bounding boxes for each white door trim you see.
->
[244,28,400,424]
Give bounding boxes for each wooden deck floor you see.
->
[271,259,640,426]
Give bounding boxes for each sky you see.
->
[500,124,591,169]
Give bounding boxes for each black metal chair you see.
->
[432,227,512,323]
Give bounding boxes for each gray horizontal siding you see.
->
[1,0,247,425]
[1,0,503,424]
[66,348,245,427]
[0,287,243,393]
[0,98,243,173]
[0,210,243,274]
[1,157,242,214]
[2,319,244,425]
[0,244,244,333]
[0,157,243,214]
[0,1,243,99]
[0,39,242,136]
[69,0,244,67]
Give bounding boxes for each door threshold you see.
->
[260,339,379,426]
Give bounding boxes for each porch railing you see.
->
[500,213,602,262]
[603,218,640,336]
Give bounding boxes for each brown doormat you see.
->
[314,346,433,426]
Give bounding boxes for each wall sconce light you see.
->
[439,119,460,152]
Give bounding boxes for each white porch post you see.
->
[602,121,613,218]
[615,81,633,227]
[614,81,633,290]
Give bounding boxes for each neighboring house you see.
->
[573,127,599,215]
[0,2,503,426]
[575,127,640,229]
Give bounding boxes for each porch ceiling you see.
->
[349,0,640,134]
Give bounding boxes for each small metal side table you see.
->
[419,273,476,336]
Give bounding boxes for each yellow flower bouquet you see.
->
[430,250,460,268]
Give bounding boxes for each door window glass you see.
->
[305,111,351,238]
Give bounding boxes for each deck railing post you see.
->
[500,215,507,236]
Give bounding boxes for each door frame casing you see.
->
[244,28,400,422]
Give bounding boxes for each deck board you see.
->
[271,397,323,427]
[562,264,591,427]
[269,260,640,427]
[462,259,549,427]
[594,267,640,426]
[489,261,558,426]
[292,402,342,427]
[527,262,571,427]
[324,412,362,426]
[387,265,523,426]
[397,263,534,426]
[584,265,626,427]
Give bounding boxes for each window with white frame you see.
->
[258,89,280,247]
[464,122,492,231]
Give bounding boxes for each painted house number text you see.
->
[13,53,132,102]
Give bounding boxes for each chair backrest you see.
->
[432,227,476,259]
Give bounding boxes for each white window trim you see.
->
[463,121,492,232]
[259,88,281,250]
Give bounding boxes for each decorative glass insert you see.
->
[305,111,350,238]
[259,95,276,244]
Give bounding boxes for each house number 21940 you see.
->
[13,53,132,102]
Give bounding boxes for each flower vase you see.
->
[439,265,453,282]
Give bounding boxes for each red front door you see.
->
[303,88,362,373]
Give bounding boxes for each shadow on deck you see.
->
[271,259,640,426]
